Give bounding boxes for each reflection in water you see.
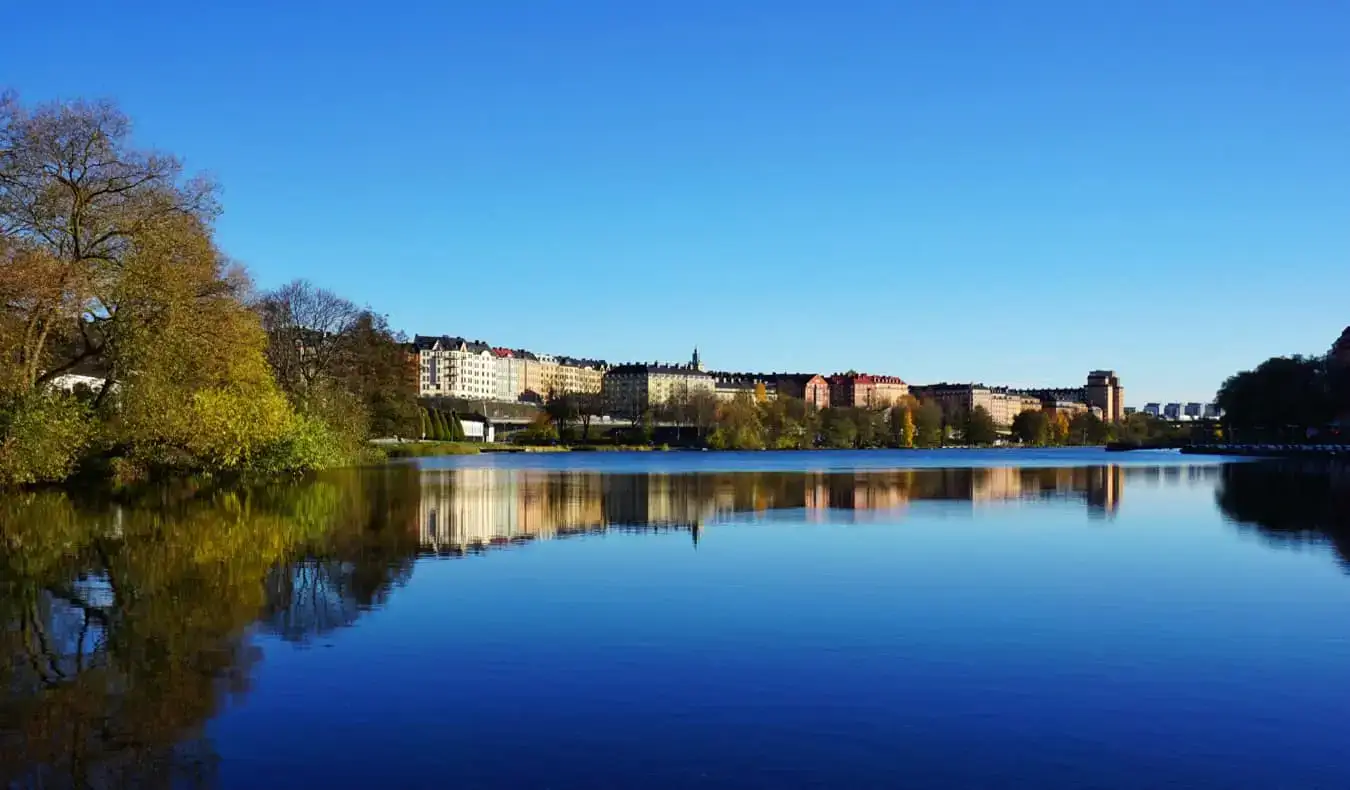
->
[0,468,421,787]
[1217,461,1350,570]
[416,465,1144,552]
[2,458,1335,787]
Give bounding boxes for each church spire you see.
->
[692,346,703,371]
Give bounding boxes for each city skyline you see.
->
[6,2,1346,405]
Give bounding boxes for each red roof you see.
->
[491,347,514,358]
[828,373,907,386]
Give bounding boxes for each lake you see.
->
[4,449,1350,788]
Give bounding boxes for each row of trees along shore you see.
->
[0,93,418,487]
[524,389,1174,450]
[1215,337,1350,442]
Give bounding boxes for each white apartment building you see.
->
[413,335,499,400]
[492,348,526,402]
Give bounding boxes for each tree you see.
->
[449,412,466,441]
[545,391,579,438]
[690,390,719,440]
[575,392,603,441]
[709,393,765,450]
[336,312,419,439]
[1217,355,1331,440]
[914,401,944,448]
[255,282,418,440]
[419,408,430,440]
[1068,412,1110,445]
[430,409,448,441]
[1011,410,1050,446]
[256,280,361,398]
[1050,412,1071,445]
[821,408,858,449]
[0,94,217,395]
[963,406,998,445]
[888,405,916,448]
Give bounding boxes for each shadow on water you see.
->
[1216,461,1350,571]
[2,458,1341,785]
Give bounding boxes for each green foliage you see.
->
[708,394,766,450]
[449,412,466,442]
[963,406,998,445]
[889,405,916,448]
[820,408,858,448]
[385,441,481,458]
[1011,410,1051,446]
[257,413,355,475]
[1217,355,1337,440]
[914,401,944,448]
[516,414,560,445]
[1067,412,1112,446]
[0,392,91,486]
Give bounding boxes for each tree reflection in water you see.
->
[7,459,1334,785]
[0,466,422,787]
[1216,461,1350,570]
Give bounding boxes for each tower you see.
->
[1085,370,1124,422]
[691,346,704,371]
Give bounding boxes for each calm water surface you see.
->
[4,449,1350,788]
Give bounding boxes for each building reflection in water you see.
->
[411,464,1209,554]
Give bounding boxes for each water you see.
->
[4,449,1350,788]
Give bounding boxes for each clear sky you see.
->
[6,1,1347,404]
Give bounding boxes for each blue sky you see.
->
[6,1,1347,404]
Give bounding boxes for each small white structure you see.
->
[459,415,495,444]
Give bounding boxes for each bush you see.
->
[0,392,92,487]
[255,413,354,474]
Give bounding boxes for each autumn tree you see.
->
[256,281,419,439]
[889,402,917,448]
[1050,412,1071,444]
[708,393,765,450]
[0,93,217,395]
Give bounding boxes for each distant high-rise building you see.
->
[1085,370,1125,422]
[1184,402,1203,419]
[1144,403,1161,417]
[1163,403,1183,420]
[1203,403,1222,419]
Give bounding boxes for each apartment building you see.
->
[491,348,525,402]
[413,335,498,399]
[828,373,911,409]
[912,383,1049,429]
[711,372,778,403]
[774,373,830,409]
[555,356,607,396]
[602,352,714,417]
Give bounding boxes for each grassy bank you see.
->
[384,441,481,458]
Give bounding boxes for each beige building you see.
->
[555,356,607,396]
[1085,370,1125,423]
[712,372,777,403]
[413,335,498,400]
[911,383,1043,429]
[602,350,713,418]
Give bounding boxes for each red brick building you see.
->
[775,374,830,409]
[828,373,909,408]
